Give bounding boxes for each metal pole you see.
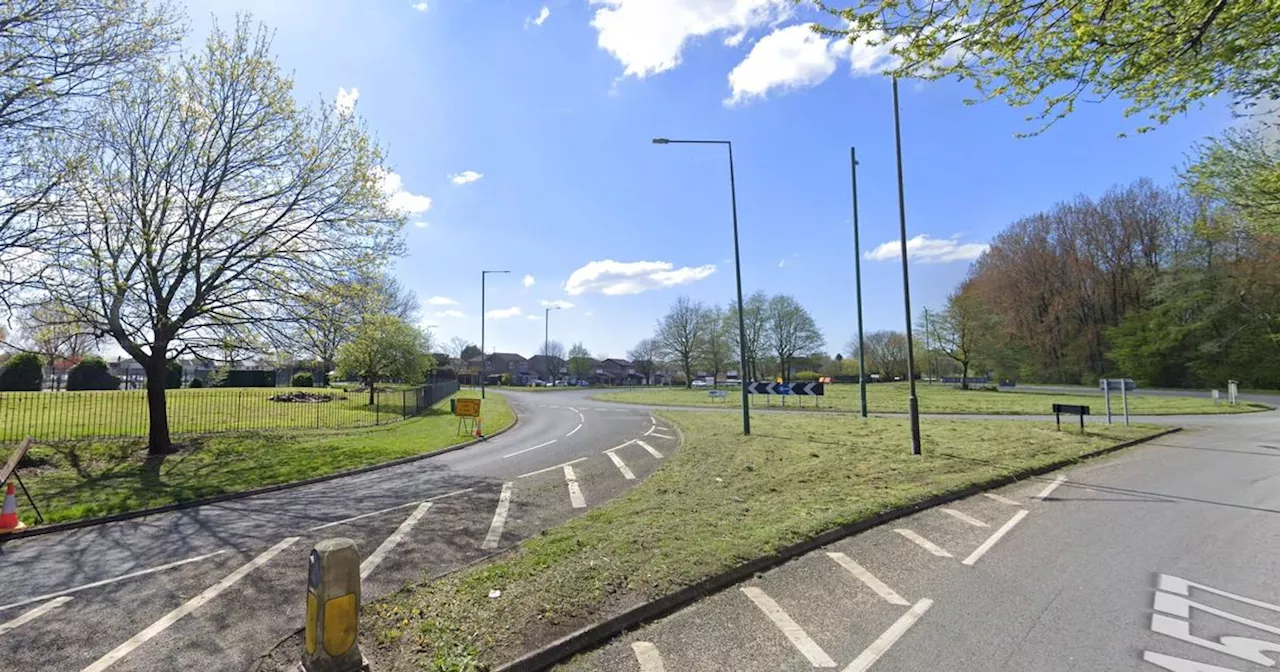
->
[892,77,922,456]
[1103,379,1112,424]
[481,270,486,399]
[851,147,868,419]
[728,143,751,436]
[544,307,550,383]
[1121,380,1130,426]
[923,308,933,384]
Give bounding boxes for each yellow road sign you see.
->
[454,398,481,417]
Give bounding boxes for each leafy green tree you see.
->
[927,288,999,389]
[655,297,707,388]
[164,360,183,389]
[567,342,593,380]
[336,314,432,406]
[1185,125,1280,233]
[765,295,824,380]
[67,356,122,391]
[291,371,315,387]
[460,344,483,362]
[0,352,43,390]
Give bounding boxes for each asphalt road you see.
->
[0,390,677,672]
[562,405,1280,672]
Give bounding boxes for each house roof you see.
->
[602,358,632,366]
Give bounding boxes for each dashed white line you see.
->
[842,598,934,672]
[1034,475,1067,500]
[566,423,582,437]
[962,510,1029,566]
[894,529,953,558]
[942,508,990,528]
[741,586,836,667]
[361,503,432,580]
[826,553,910,606]
[517,457,588,479]
[983,492,1020,506]
[503,439,558,459]
[481,483,514,550]
[81,537,298,672]
[637,440,664,459]
[308,488,473,531]
[0,596,72,635]
[607,451,636,480]
[0,551,227,613]
[564,465,586,508]
[632,641,667,672]
[577,410,586,423]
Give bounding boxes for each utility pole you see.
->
[893,77,923,456]
[851,147,868,418]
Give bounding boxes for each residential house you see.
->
[480,352,534,386]
[598,358,644,386]
[527,355,566,383]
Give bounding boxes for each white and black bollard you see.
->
[303,538,369,672]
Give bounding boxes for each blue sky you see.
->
[188,0,1233,360]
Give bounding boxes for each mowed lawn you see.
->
[365,411,1160,672]
[13,390,514,525]
[593,382,1268,415]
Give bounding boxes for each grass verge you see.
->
[14,390,513,525]
[365,410,1160,671]
[593,382,1268,415]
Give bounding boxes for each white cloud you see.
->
[335,87,359,116]
[530,6,551,26]
[540,299,575,309]
[449,170,484,185]
[426,296,458,306]
[526,314,542,321]
[377,169,433,215]
[434,309,465,319]
[522,274,535,288]
[564,259,716,296]
[778,258,787,268]
[727,24,843,105]
[589,0,789,78]
[486,306,522,319]
[413,221,428,228]
[411,2,428,11]
[865,234,989,263]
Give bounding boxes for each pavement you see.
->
[0,390,678,672]
[559,402,1280,672]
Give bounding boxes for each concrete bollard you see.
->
[303,538,368,672]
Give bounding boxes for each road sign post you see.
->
[454,397,481,436]
[303,538,367,672]
[1102,379,1113,425]
[1121,382,1130,426]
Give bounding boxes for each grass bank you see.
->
[365,411,1160,671]
[593,382,1267,415]
[13,390,513,525]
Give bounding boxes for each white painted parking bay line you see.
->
[842,598,934,672]
[740,586,837,667]
[564,465,587,508]
[637,440,664,459]
[983,492,1020,506]
[81,537,298,672]
[826,553,909,606]
[518,457,588,479]
[894,529,953,558]
[0,596,72,635]
[632,641,667,672]
[481,483,514,550]
[362,503,432,580]
[607,451,636,480]
[308,500,421,531]
[1035,475,1067,500]
[566,423,582,437]
[504,439,557,459]
[962,510,1029,566]
[0,550,227,613]
[942,508,990,527]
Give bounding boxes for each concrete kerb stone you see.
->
[0,405,520,542]
[491,426,1183,672]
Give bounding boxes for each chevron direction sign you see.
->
[747,381,824,396]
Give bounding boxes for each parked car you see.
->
[691,380,709,387]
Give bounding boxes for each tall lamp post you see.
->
[652,137,751,436]
[480,269,510,399]
[850,147,868,419]
[544,305,561,383]
[892,77,923,456]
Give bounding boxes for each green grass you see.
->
[365,411,1161,671]
[593,382,1269,415]
[14,390,514,525]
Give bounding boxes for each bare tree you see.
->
[36,20,402,454]
[448,337,473,361]
[863,330,909,379]
[728,290,768,380]
[536,339,565,381]
[766,295,824,380]
[20,301,97,388]
[700,306,733,385]
[627,337,661,385]
[656,296,707,388]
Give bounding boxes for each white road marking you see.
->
[503,439,557,459]
[607,451,636,480]
[1142,651,1240,672]
[1154,590,1280,637]
[0,596,72,635]
[826,553,910,606]
[649,432,675,440]
[632,641,667,672]
[1034,475,1067,500]
[564,465,586,508]
[942,508,990,528]
[361,503,432,580]
[577,410,586,423]
[637,440,664,459]
[0,551,227,613]
[894,529,953,558]
[842,598,934,672]
[1158,574,1280,614]
[962,510,1029,566]
[481,483,514,550]
[308,489,472,531]
[604,439,637,453]
[740,586,836,667]
[566,423,582,437]
[81,537,298,672]
[517,457,588,479]
[983,492,1020,506]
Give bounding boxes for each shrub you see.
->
[66,356,122,391]
[165,360,183,389]
[0,352,44,391]
[499,372,512,386]
[291,371,314,387]
[189,377,205,389]
[794,370,821,382]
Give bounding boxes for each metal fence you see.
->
[0,380,461,444]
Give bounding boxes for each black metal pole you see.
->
[893,77,923,456]
[727,143,751,436]
[481,270,486,399]
[545,308,550,383]
[851,147,868,419]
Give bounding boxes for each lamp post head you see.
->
[652,138,671,145]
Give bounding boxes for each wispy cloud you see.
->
[434,309,465,319]
[540,299,574,309]
[426,296,458,306]
[522,274,536,288]
[528,6,550,27]
[526,314,542,321]
[449,170,484,185]
[486,306,522,319]
[376,168,432,215]
[335,87,359,116]
[411,2,428,11]
[865,234,989,263]
[564,259,716,296]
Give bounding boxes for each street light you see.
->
[651,137,751,436]
[544,305,561,384]
[480,269,510,399]
[850,147,868,419]
[892,77,923,456]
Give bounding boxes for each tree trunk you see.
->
[145,357,173,455]
[961,361,969,390]
[367,376,375,406]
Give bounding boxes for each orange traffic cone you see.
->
[0,482,25,534]
[474,417,484,439]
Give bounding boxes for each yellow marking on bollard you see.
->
[306,593,317,655]
[323,594,358,656]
